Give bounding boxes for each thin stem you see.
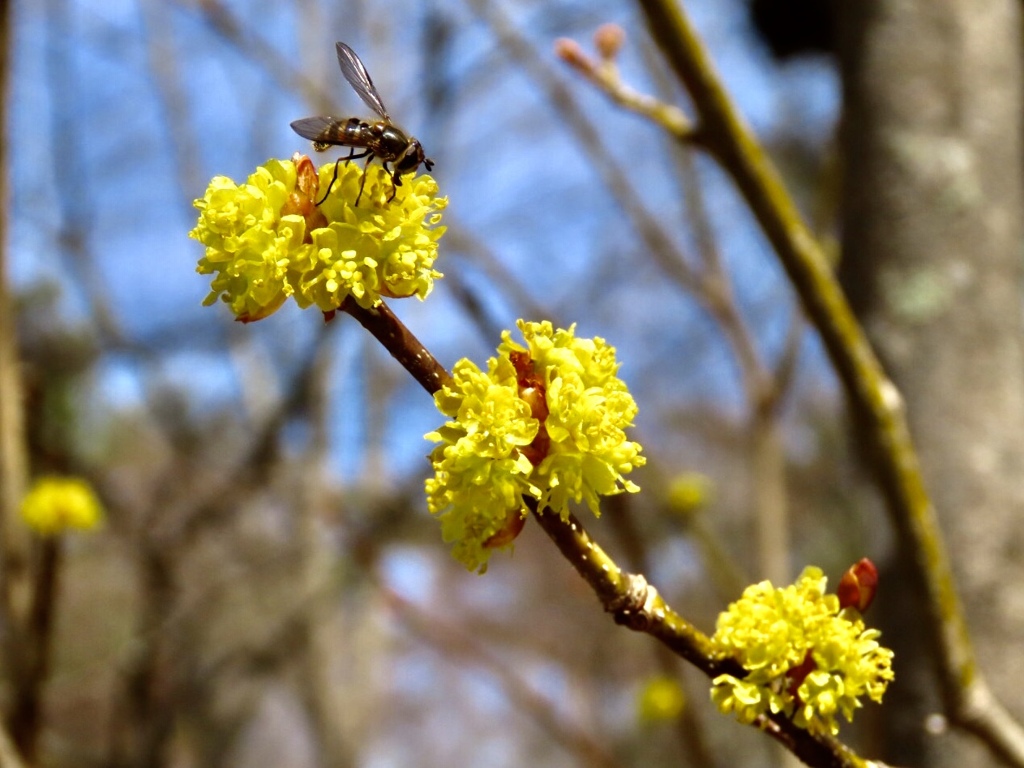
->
[339,298,451,396]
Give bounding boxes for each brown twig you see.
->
[465,0,705,296]
[339,298,451,396]
[529,504,881,768]
[554,36,695,140]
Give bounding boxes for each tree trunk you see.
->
[837,1,1024,764]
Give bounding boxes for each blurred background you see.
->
[6,0,1016,766]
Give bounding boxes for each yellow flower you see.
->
[666,472,713,516]
[425,320,645,572]
[191,157,446,321]
[191,158,308,322]
[299,162,447,310]
[638,676,686,722]
[709,566,894,736]
[20,476,103,536]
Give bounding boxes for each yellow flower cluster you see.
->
[190,158,446,322]
[20,476,103,536]
[425,320,645,572]
[709,566,894,736]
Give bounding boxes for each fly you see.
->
[291,41,433,206]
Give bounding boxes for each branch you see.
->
[465,0,705,296]
[630,0,1024,763]
[339,281,892,766]
[339,298,451,395]
[531,505,886,768]
[554,34,694,139]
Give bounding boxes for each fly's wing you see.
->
[336,41,390,120]
[291,116,345,144]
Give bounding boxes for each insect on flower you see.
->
[291,41,434,206]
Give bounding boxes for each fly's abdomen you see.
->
[330,117,371,145]
[290,116,374,152]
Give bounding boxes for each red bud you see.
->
[786,649,816,697]
[283,154,328,233]
[484,508,527,548]
[554,37,595,74]
[594,24,626,60]
[837,558,879,613]
[509,351,550,464]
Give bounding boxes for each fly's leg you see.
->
[317,149,372,205]
[386,164,404,203]
[353,153,376,207]
[316,158,344,205]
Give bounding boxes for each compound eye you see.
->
[397,146,423,174]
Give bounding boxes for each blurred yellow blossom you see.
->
[20,476,103,536]
[638,676,686,723]
[666,471,713,516]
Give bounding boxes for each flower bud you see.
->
[483,508,527,549]
[837,557,879,613]
[594,23,626,60]
[281,154,328,231]
[554,37,594,74]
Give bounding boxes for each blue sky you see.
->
[8,0,841,482]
